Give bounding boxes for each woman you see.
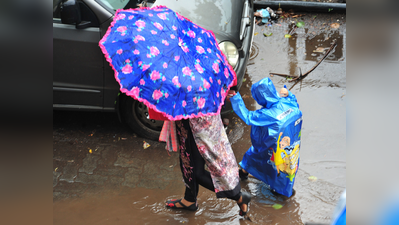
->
[165,111,251,216]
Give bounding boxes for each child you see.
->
[228,78,302,197]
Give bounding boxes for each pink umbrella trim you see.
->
[99,5,237,121]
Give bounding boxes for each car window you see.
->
[97,0,138,11]
[53,0,62,18]
[152,0,237,35]
[79,2,100,27]
[53,0,100,28]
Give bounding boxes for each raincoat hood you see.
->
[251,78,280,108]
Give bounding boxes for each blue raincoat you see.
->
[230,78,302,197]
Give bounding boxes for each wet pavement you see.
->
[53,12,346,225]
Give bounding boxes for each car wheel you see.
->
[122,97,164,141]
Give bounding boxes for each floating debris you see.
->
[308,176,318,181]
[330,23,340,29]
[272,204,283,210]
[223,118,229,126]
[313,47,325,53]
[143,141,150,149]
[263,33,273,37]
[296,21,305,28]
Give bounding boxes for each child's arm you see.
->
[230,92,276,126]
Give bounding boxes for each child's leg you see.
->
[239,168,249,180]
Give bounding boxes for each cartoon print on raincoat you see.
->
[271,132,300,181]
[230,78,302,197]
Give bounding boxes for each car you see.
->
[53,0,255,141]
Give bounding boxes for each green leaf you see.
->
[313,15,317,19]
[328,8,333,12]
[284,34,291,38]
[263,32,273,37]
[296,21,305,28]
[272,204,283,210]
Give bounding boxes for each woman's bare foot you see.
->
[175,199,195,208]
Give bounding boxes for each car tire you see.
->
[122,97,164,141]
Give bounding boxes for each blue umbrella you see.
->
[99,6,237,121]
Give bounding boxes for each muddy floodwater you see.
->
[53,12,346,225]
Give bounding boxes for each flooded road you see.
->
[53,12,346,225]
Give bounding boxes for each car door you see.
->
[53,0,104,110]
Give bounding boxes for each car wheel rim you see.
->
[133,101,163,131]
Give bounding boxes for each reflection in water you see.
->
[288,23,299,77]
[304,30,344,62]
[250,15,346,89]
[246,178,303,224]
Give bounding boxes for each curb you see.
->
[254,1,346,13]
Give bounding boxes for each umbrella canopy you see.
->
[99,6,237,121]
